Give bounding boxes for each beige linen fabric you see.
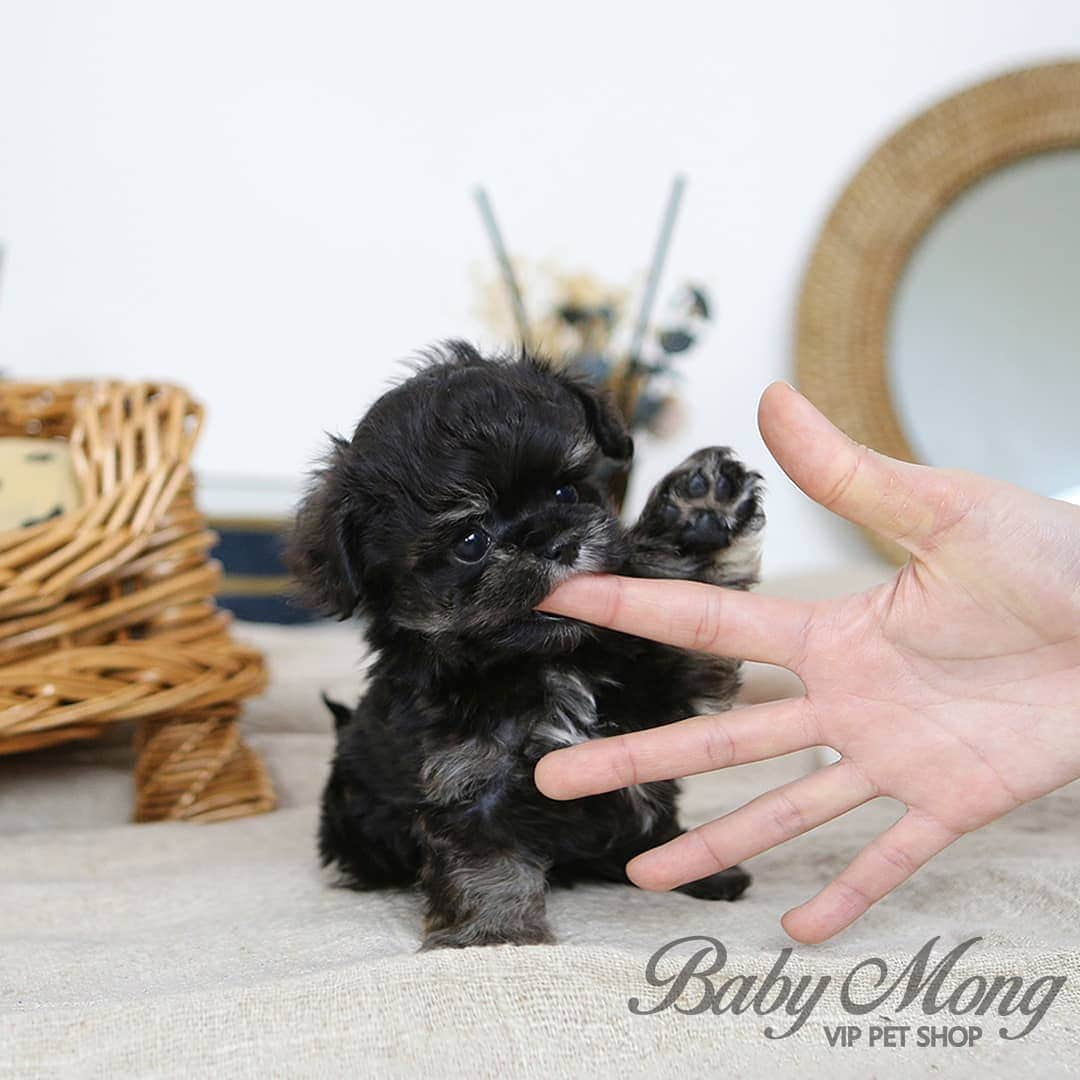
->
[1,603,1078,1078]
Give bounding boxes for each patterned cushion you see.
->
[0,438,80,532]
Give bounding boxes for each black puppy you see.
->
[287,342,765,949]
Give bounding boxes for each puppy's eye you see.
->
[453,528,491,563]
[553,484,578,504]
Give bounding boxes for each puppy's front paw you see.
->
[641,447,763,553]
[419,919,555,951]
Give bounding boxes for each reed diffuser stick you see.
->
[627,174,686,367]
[473,187,531,349]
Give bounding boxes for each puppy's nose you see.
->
[542,538,579,565]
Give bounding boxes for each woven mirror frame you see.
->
[795,59,1080,562]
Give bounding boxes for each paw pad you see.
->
[645,447,763,553]
[686,470,709,498]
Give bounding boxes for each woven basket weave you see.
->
[0,380,274,822]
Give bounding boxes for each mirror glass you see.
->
[890,150,1080,504]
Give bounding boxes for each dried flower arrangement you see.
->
[473,178,713,508]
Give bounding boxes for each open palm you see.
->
[534,383,1080,943]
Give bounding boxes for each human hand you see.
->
[534,382,1080,943]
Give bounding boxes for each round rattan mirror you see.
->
[796,60,1080,561]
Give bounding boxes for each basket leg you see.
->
[134,713,276,822]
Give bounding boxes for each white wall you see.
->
[0,1,1077,574]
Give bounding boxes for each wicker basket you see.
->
[0,381,274,822]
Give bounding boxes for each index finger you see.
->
[537,574,812,670]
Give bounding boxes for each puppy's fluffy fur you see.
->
[287,343,765,949]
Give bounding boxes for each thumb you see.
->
[757,382,963,555]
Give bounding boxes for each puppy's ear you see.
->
[285,439,365,620]
[563,375,634,463]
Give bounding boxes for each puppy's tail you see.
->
[321,692,352,731]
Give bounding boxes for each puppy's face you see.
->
[288,345,634,656]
